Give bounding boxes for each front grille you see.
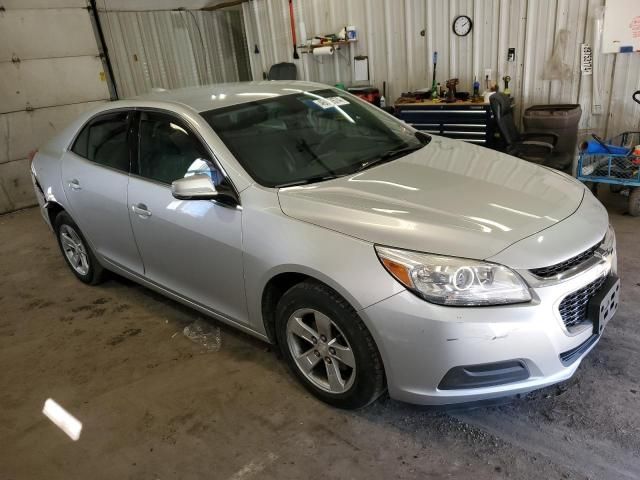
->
[530,240,602,278]
[558,276,606,328]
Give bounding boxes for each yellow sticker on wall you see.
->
[99,71,106,82]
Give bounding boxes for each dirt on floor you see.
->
[1,191,639,480]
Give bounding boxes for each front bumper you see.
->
[361,246,617,405]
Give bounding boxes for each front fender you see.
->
[241,186,405,337]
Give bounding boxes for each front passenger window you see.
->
[138,112,221,186]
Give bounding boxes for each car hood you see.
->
[277,137,586,260]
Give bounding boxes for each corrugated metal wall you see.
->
[0,1,110,214]
[88,0,640,138]
[98,6,251,98]
[242,0,640,138]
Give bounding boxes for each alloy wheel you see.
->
[59,224,90,276]
[286,308,356,394]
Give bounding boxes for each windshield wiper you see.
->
[355,143,425,172]
[275,174,342,188]
[297,139,337,175]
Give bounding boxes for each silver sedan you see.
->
[31,81,619,409]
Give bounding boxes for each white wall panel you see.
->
[0,9,99,62]
[403,0,427,92]
[606,53,640,138]
[0,56,110,113]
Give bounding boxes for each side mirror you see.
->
[171,174,218,200]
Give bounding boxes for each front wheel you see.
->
[54,211,104,285]
[275,281,385,409]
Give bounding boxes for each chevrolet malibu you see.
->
[31,81,619,409]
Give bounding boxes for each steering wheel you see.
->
[591,133,613,154]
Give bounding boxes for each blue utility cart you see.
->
[577,131,640,216]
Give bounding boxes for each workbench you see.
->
[394,99,495,146]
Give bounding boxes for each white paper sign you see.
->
[327,96,350,106]
[313,98,335,109]
[313,97,350,109]
[581,44,593,75]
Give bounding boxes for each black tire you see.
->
[54,211,105,285]
[275,280,385,409]
[629,188,640,217]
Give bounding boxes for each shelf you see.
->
[300,39,356,53]
[308,40,356,49]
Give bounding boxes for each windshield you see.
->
[201,88,428,187]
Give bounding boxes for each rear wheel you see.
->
[54,211,104,285]
[629,188,640,217]
[275,280,385,409]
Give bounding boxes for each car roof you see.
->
[132,80,331,112]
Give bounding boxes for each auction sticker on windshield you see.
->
[312,97,350,109]
[313,98,335,109]
[327,96,350,106]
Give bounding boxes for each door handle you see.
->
[131,203,152,218]
[68,179,81,191]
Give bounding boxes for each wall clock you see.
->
[453,15,473,37]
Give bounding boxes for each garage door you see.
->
[98,7,251,98]
[0,0,111,214]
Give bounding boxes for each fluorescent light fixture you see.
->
[42,398,82,441]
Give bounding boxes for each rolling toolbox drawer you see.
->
[394,102,494,146]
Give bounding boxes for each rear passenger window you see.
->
[137,112,222,186]
[71,112,130,172]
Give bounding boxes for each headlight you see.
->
[600,224,615,256]
[375,246,531,306]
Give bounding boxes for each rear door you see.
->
[127,110,248,324]
[61,110,143,274]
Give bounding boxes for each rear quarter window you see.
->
[71,111,130,173]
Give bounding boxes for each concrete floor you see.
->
[1,191,639,480]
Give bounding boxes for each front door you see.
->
[61,110,143,274]
[127,110,248,324]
